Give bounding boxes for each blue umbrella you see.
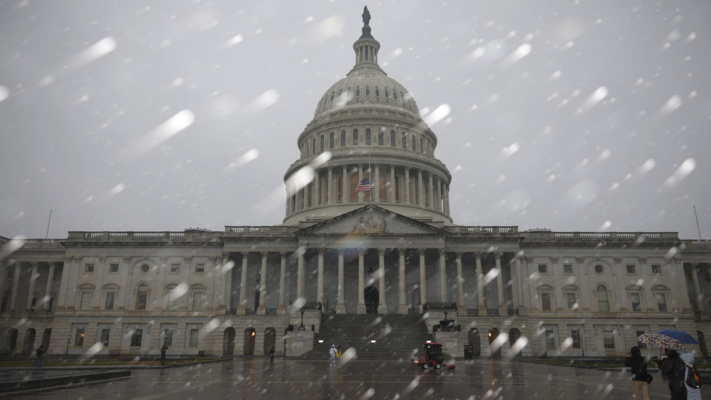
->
[657,329,698,344]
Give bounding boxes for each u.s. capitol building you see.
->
[2,9,710,360]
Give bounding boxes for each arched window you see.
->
[390,130,395,147]
[329,132,335,149]
[312,138,316,154]
[350,173,359,200]
[322,97,327,107]
[402,133,407,149]
[365,129,371,145]
[166,285,178,311]
[411,136,416,151]
[394,91,399,100]
[378,131,384,146]
[352,129,359,146]
[136,284,149,310]
[356,87,361,97]
[340,130,346,147]
[320,135,325,152]
[375,87,380,97]
[597,285,610,312]
[385,88,389,98]
[365,86,370,96]
[420,138,424,153]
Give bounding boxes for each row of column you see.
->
[235,249,513,316]
[287,164,450,216]
[689,262,708,314]
[0,261,57,312]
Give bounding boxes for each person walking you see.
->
[270,346,275,363]
[33,345,44,368]
[336,345,342,365]
[655,349,687,400]
[680,352,702,400]
[160,344,169,365]
[329,345,337,367]
[625,346,650,400]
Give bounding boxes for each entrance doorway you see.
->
[264,328,276,355]
[41,329,51,353]
[244,328,256,355]
[489,328,501,358]
[364,286,379,314]
[224,328,235,355]
[22,329,36,356]
[509,328,521,357]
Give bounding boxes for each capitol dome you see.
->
[283,9,453,226]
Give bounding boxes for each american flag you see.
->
[355,177,371,192]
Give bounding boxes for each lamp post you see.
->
[298,310,305,331]
[64,337,70,360]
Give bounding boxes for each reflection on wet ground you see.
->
[5,358,672,399]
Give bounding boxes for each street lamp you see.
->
[298,310,306,331]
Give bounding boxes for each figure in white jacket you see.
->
[329,345,337,367]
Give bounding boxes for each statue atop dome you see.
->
[360,6,374,39]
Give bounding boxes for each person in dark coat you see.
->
[625,346,650,400]
[33,345,44,368]
[655,349,687,400]
[160,344,169,365]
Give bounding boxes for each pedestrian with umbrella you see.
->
[637,333,688,400]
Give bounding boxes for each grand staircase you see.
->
[293,314,432,361]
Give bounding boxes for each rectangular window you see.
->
[195,264,205,273]
[631,293,641,312]
[168,291,177,311]
[80,292,91,310]
[538,264,547,273]
[636,331,646,349]
[567,293,577,310]
[192,292,202,311]
[85,263,95,273]
[652,264,661,275]
[189,329,200,347]
[170,264,180,274]
[75,328,85,347]
[164,329,174,347]
[541,293,551,311]
[131,329,143,347]
[603,331,615,349]
[545,330,556,349]
[105,292,115,310]
[100,329,110,346]
[626,264,636,274]
[571,330,581,349]
[109,263,119,273]
[563,264,573,274]
[656,293,667,311]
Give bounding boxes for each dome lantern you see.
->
[352,6,380,69]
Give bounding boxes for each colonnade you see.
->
[0,261,58,313]
[286,164,450,217]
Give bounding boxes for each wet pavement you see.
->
[3,357,676,399]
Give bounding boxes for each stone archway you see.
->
[489,328,501,358]
[468,328,481,356]
[224,328,235,355]
[6,329,18,354]
[364,286,378,314]
[22,329,36,356]
[509,328,522,357]
[263,328,276,355]
[41,329,52,353]
[243,328,256,355]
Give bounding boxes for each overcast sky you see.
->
[0,0,710,240]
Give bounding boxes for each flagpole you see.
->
[368,152,372,204]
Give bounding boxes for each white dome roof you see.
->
[313,67,420,118]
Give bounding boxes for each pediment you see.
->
[298,205,441,236]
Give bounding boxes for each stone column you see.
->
[390,165,396,202]
[10,262,21,310]
[444,185,450,215]
[398,248,407,314]
[437,178,443,212]
[342,165,348,203]
[691,263,703,314]
[495,252,505,314]
[327,167,333,205]
[404,168,410,204]
[476,252,485,313]
[358,164,364,202]
[514,257,523,312]
[456,253,466,316]
[337,249,346,314]
[238,252,248,315]
[374,164,380,202]
[417,170,424,207]
[428,174,434,209]
[218,252,229,313]
[297,249,305,301]
[278,252,287,315]
[419,248,427,312]
[91,256,106,311]
[439,249,447,302]
[314,171,320,206]
[257,252,268,315]
[43,262,56,310]
[26,262,39,310]
[317,248,325,306]
[357,248,366,314]
[119,256,131,311]
[56,257,73,313]
[378,248,387,314]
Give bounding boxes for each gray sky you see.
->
[1,0,710,240]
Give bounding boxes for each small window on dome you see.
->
[365,87,370,96]
[365,129,371,145]
[378,131,384,146]
[394,91,398,100]
[338,90,342,100]
[356,87,361,97]
[390,130,395,147]
[385,89,389,98]
[375,87,380,97]
[329,132,335,149]
[340,130,346,148]
[330,93,334,102]
[346,88,352,99]
[322,97,327,106]
[353,129,359,146]
[402,133,407,149]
